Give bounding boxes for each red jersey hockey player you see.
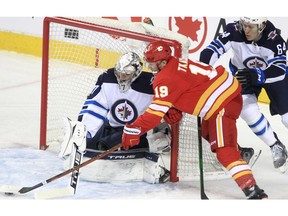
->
[121,41,268,199]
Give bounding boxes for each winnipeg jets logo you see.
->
[243,57,267,70]
[111,99,138,124]
[118,106,132,120]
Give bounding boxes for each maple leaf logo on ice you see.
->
[169,17,208,54]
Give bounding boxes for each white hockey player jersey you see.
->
[200,20,287,84]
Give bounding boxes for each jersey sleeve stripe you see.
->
[145,99,172,118]
[267,55,286,64]
[149,103,170,112]
[152,99,173,107]
[84,100,108,111]
[146,108,165,118]
[207,44,221,58]
[214,39,226,53]
[79,110,107,122]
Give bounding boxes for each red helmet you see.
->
[144,41,172,63]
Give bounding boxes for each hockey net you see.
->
[40,16,229,182]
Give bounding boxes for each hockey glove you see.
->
[235,68,265,87]
[164,107,183,125]
[122,123,142,150]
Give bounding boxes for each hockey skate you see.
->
[270,133,288,172]
[158,166,170,183]
[243,185,268,200]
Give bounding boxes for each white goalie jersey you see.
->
[78,68,155,139]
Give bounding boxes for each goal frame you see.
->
[40,16,182,182]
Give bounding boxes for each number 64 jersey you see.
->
[133,57,241,131]
[200,20,287,82]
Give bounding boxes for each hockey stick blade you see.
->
[201,191,209,200]
[35,147,84,199]
[35,187,74,199]
[1,143,122,195]
[0,185,23,194]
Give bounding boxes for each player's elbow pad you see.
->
[199,49,214,65]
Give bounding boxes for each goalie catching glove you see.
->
[163,107,183,125]
[235,68,265,88]
[122,123,144,150]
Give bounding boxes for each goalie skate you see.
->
[158,165,170,183]
[239,146,262,168]
[239,147,254,164]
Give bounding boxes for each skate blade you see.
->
[278,161,287,173]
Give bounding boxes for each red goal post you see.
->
[40,17,228,182]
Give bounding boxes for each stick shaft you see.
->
[19,144,122,194]
[197,117,209,200]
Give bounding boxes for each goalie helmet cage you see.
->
[40,16,229,182]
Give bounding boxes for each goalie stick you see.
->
[0,143,122,196]
[35,145,83,199]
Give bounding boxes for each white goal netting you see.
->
[40,16,229,181]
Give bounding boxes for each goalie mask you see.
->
[115,52,143,92]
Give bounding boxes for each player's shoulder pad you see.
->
[96,68,118,86]
[220,21,243,42]
[131,71,154,95]
[264,20,285,42]
[225,21,241,33]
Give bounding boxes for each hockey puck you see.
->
[4,192,15,196]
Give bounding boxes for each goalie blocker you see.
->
[59,118,171,184]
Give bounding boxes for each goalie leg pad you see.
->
[143,152,170,184]
[67,151,145,182]
[59,118,87,159]
[59,117,74,159]
[72,121,87,153]
[63,150,170,183]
